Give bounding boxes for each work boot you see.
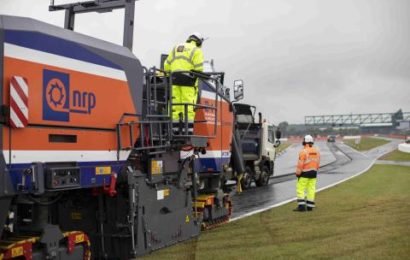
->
[293,205,306,212]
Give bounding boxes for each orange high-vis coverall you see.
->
[296,145,321,209]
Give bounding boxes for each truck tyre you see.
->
[240,167,252,190]
[256,166,270,187]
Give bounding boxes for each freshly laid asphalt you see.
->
[230,139,403,220]
[274,141,337,176]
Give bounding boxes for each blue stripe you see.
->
[8,160,126,192]
[5,30,122,70]
[196,157,230,173]
[7,157,230,193]
[199,81,215,92]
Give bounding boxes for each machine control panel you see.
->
[46,167,81,189]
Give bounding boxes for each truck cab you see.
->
[233,103,280,189]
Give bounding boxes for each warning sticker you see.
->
[96,166,111,175]
[164,189,170,197]
[151,160,163,175]
[157,190,164,200]
[75,234,84,244]
[11,246,23,258]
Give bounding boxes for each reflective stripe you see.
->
[299,147,320,171]
[194,62,203,68]
[189,47,198,61]
[175,55,194,65]
[306,200,315,208]
[297,199,306,205]
[167,44,196,66]
[169,55,194,66]
[172,46,176,59]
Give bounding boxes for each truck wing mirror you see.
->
[225,87,231,100]
[274,140,281,148]
[233,80,244,101]
[275,130,282,139]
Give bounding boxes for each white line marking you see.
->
[3,150,131,164]
[230,145,395,222]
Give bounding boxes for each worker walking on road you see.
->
[164,32,205,134]
[294,135,321,212]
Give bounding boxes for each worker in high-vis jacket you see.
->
[294,135,321,212]
[164,32,204,134]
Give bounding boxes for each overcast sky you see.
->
[1,0,409,123]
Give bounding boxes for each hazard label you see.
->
[11,246,23,258]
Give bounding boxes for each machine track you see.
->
[196,195,233,231]
[201,215,231,231]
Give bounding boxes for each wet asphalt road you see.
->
[273,141,336,176]
[230,139,403,220]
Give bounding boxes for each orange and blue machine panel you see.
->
[2,28,138,192]
[1,25,233,193]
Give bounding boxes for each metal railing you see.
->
[116,68,221,158]
[169,70,220,139]
[116,113,171,159]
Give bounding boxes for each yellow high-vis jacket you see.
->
[164,41,204,73]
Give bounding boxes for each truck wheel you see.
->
[256,166,270,187]
[240,168,252,190]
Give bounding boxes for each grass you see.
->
[380,149,410,161]
[276,142,292,154]
[142,164,410,260]
[344,136,390,151]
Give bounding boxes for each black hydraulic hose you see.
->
[28,193,63,206]
[232,130,246,174]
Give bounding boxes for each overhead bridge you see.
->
[305,110,410,126]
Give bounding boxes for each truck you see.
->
[0,1,247,259]
[232,103,281,190]
[198,62,281,191]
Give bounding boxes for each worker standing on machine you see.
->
[294,135,321,212]
[164,32,205,134]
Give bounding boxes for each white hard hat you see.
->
[304,135,314,143]
[187,32,205,46]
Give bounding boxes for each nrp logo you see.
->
[43,69,96,122]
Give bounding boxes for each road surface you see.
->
[231,139,402,220]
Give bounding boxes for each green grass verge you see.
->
[142,165,410,259]
[276,142,292,154]
[380,149,410,161]
[344,136,390,151]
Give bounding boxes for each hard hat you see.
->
[187,32,205,47]
[304,135,314,143]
